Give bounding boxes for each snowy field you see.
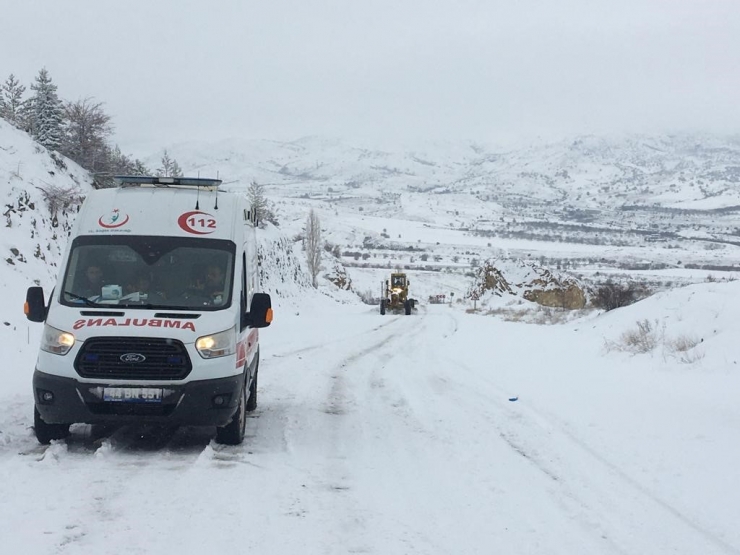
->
[1,281,739,554]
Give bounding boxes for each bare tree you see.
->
[61,97,113,172]
[305,209,322,288]
[38,183,84,216]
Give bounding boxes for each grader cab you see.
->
[380,272,415,315]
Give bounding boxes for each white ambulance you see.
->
[24,176,272,445]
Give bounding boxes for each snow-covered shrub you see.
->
[604,319,663,354]
[592,281,648,311]
[664,334,705,364]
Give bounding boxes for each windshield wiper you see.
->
[117,302,155,309]
[116,302,185,310]
[63,291,102,307]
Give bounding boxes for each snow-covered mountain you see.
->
[146,133,740,210]
[139,133,740,295]
[6,124,740,328]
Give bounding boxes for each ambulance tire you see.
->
[215,380,247,445]
[246,359,258,412]
[34,406,70,445]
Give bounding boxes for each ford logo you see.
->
[120,353,146,363]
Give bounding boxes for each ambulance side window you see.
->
[240,252,248,331]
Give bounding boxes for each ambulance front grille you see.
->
[75,337,192,380]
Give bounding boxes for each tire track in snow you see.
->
[270,315,400,360]
[359,308,461,440]
[545,411,740,555]
[277,312,431,553]
[434,351,740,555]
[331,308,735,553]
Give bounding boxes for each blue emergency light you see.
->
[114,176,222,189]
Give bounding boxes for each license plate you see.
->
[103,387,163,403]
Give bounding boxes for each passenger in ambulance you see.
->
[180,263,225,305]
[124,273,149,295]
[124,272,165,304]
[77,264,105,298]
[203,265,225,298]
[193,264,226,305]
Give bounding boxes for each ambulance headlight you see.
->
[196,327,236,359]
[40,325,75,355]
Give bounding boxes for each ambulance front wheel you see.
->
[34,406,71,445]
[246,363,258,412]
[215,380,247,445]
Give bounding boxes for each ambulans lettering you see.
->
[73,318,196,332]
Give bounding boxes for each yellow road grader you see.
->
[380,272,416,315]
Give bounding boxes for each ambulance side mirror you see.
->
[25,286,47,323]
[247,292,272,328]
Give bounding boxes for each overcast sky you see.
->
[2,0,739,151]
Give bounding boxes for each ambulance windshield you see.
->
[60,235,236,311]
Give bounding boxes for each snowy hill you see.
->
[0,119,95,399]
[0,118,94,330]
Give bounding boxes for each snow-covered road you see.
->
[1,301,739,554]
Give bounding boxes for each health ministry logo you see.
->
[98,209,130,229]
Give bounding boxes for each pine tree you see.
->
[108,145,129,173]
[0,84,6,121]
[28,68,65,151]
[89,145,152,189]
[247,180,278,228]
[0,74,27,129]
[132,159,151,176]
[247,180,268,226]
[18,97,35,134]
[170,158,183,177]
[156,149,183,177]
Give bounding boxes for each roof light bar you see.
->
[114,176,223,188]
